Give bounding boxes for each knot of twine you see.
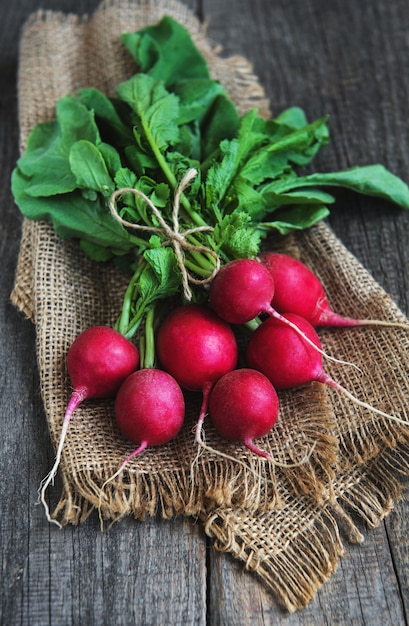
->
[109,168,220,300]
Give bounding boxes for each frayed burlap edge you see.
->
[203,501,345,613]
[203,443,409,613]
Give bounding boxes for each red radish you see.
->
[209,258,275,325]
[66,326,140,404]
[209,368,279,458]
[98,367,185,528]
[260,251,408,329]
[156,303,238,443]
[247,313,323,389]
[247,312,407,424]
[39,325,139,526]
[115,368,185,455]
[208,258,349,364]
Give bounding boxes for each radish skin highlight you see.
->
[260,252,409,330]
[39,326,139,527]
[247,313,409,426]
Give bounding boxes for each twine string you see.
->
[109,168,220,300]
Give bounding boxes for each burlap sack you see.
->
[11,0,409,610]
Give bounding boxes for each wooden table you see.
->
[1,0,409,623]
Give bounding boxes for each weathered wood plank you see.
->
[208,525,406,625]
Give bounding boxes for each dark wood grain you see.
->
[1,0,409,624]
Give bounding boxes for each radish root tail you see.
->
[356,319,409,330]
[195,422,318,481]
[324,376,409,426]
[268,308,362,372]
[98,442,148,532]
[38,416,70,529]
[37,389,86,528]
[194,384,212,445]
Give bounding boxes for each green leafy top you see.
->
[11,15,409,336]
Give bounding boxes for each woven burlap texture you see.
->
[11,0,409,611]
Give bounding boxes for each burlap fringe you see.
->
[334,445,409,531]
[203,444,409,612]
[203,499,344,613]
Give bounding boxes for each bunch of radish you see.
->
[41,251,408,526]
[202,255,408,454]
[40,323,185,526]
